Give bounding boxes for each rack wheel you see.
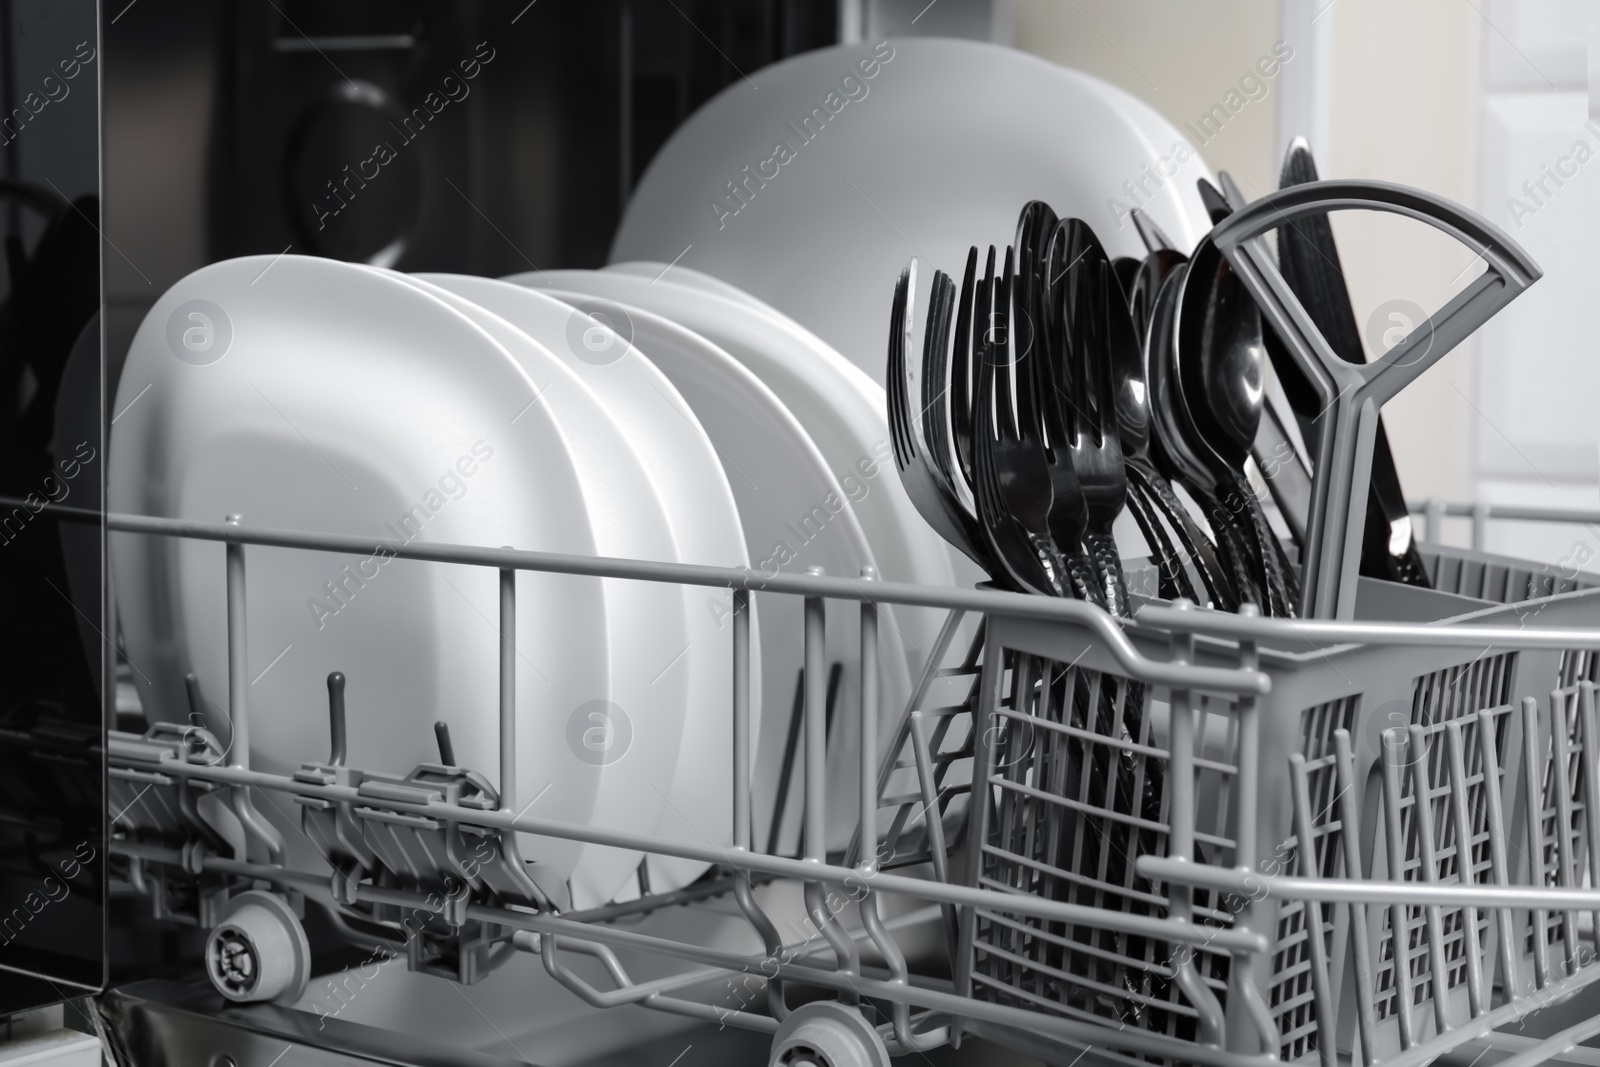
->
[768,1002,889,1067]
[204,890,311,1005]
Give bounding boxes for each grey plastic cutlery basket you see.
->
[949,541,1600,1067]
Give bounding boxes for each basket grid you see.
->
[1370,659,1512,1025]
[1270,696,1358,1061]
[972,653,1238,1046]
[1522,682,1595,967]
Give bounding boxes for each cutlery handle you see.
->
[1124,479,1197,604]
[1084,529,1131,619]
[1201,492,1265,614]
[1224,469,1299,618]
[1063,549,1106,609]
[1130,459,1239,612]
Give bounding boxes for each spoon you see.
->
[1146,264,1263,610]
[1120,251,1239,610]
[1175,234,1298,616]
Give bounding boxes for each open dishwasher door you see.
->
[0,0,107,1022]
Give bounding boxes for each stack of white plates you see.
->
[109,39,1211,910]
[108,253,951,910]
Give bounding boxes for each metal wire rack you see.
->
[73,496,1600,1066]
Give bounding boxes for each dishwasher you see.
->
[4,4,1600,1067]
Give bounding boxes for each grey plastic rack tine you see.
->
[1230,605,1279,1058]
[1333,728,1377,1063]
[728,586,788,1022]
[1210,179,1542,619]
[803,576,828,866]
[1381,728,1418,1049]
[859,566,880,875]
[1288,753,1337,1067]
[1549,688,1583,976]
[226,515,249,771]
[1407,723,1453,1034]
[855,567,927,1052]
[1521,695,1553,989]
[499,561,516,814]
[224,515,284,865]
[433,721,454,768]
[1475,706,1523,1001]
[326,672,347,767]
[1443,720,1485,1017]
[800,570,858,995]
[1581,683,1600,945]
[908,712,949,885]
[1165,616,1226,1048]
[184,672,206,727]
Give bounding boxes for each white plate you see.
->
[111,255,613,903]
[511,268,952,718]
[379,271,691,909]
[604,261,769,311]
[535,288,882,853]
[608,37,1213,383]
[411,273,750,893]
[510,270,956,630]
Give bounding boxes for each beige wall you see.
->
[994,0,1283,196]
[1320,0,1481,503]
[997,0,1484,503]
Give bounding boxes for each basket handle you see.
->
[1210,179,1542,619]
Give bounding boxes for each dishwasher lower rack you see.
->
[99,505,1600,1067]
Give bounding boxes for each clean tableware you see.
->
[1121,247,1236,608]
[1147,261,1265,609]
[1014,204,1099,603]
[510,269,947,690]
[609,38,1214,383]
[1047,220,1134,616]
[529,287,884,855]
[886,262,988,570]
[970,262,1058,595]
[603,261,769,312]
[974,247,1064,595]
[110,255,612,903]
[1172,212,1298,616]
[378,272,689,910]
[410,274,751,895]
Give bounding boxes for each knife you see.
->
[1270,138,1431,587]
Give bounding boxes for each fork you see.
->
[886,260,990,570]
[972,246,1065,595]
[1048,221,1132,618]
[1013,204,1104,606]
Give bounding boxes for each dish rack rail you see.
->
[82,499,1600,1067]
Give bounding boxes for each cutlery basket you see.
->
[952,559,1600,1067]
